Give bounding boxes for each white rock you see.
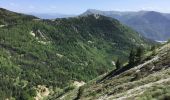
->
[30,31,36,37]
[56,53,63,58]
[88,41,94,44]
[112,61,116,66]
[73,81,86,88]
[0,25,6,28]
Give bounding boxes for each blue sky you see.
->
[0,0,170,14]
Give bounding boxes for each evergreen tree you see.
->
[136,47,144,63]
[116,58,121,70]
[128,49,135,66]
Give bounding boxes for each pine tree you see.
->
[136,47,144,63]
[128,49,135,66]
[116,58,121,70]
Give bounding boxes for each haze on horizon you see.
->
[0,0,170,14]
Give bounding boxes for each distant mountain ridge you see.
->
[29,12,76,19]
[82,9,170,41]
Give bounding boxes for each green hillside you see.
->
[0,8,150,99]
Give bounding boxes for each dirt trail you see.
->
[111,55,159,80]
[133,56,159,70]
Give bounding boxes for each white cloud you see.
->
[141,6,161,11]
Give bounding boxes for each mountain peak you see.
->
[90,14,102,19]
[82,9,103,16]
[86,9,100,12]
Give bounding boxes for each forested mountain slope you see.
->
[0,8,150,99]
[83,9,170,41]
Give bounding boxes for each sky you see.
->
[0,0,170,14]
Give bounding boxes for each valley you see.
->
[0,0,170,98]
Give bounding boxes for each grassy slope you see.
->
[60,43,170,100]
